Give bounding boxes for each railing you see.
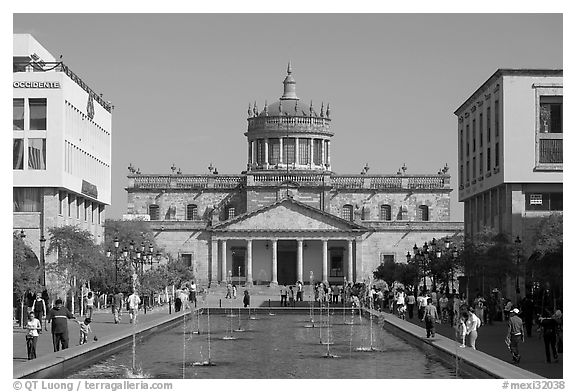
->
[13,61,113,112]
[133,176,170,189]
[252,174,325,186]
[248,116,331,129]
[331,176,364,189]
[214,176,243,188]
[369,177,402,189]
[539,138,563,163]
[407,177,445,189]
[176,177,209,188]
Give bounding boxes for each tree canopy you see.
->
[13,233,41,295]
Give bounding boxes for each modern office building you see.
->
[455,69,562,296]
[124,64,463,286]
[13,34,112,283]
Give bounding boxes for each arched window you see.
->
[186,204,198,220]
[149,204,160,221]
[418,205,429,221]
[380,204,391,221]
[341,204,353,222]
[227,206,236,220]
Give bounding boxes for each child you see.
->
[398,304,407,320]
[457,314,468,348]
[78,317,92,345]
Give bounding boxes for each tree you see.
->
[45,225,107,303]
[13,233,42,296]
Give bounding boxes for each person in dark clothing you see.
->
[507,308,525,364]
[422,298,439,338]
[243,290,250,308]
[521,296,535,337]
[537,311,559,363]
[46,299,75,352]
[32,292,46,331]
[41,289,50,330]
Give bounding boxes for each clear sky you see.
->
[13,13,563,221]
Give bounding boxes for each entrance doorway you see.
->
[277,240,297,285]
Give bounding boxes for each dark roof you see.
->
[454,68,563,115]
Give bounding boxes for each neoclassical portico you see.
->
[210,197,367,285]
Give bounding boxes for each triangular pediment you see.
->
[212,198,367,232]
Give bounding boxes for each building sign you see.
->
[81,180,98,199]
[13,81,61,88]
[87,93,95,120]
[529,194,543,205]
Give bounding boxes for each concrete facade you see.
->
[455,69,563,297]
[125,65,463,285]
[13,34,112,279]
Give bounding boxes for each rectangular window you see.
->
[298,138,310,165]
[342,205,353,222]
[487,106,491,142]
[231,249,245,277]
[13,139,24,170]
[526,193,562,211]
[29,98,47,130]
[181,253,193,268]
[459,165,463,186]
[13,188,41,212]
[313,139,322,165]
[466,124,470,156]
[459,129,463,160]
[479,152,484,175]
[28,138,46,170]
[540,97,563,133]
[284,138,295,164]
[479,113,483,147]
[380,253,395,265]
[472,157,476,179]
[13,99,24,130]
[268,138,280,165]
[227,207,235,220]
[472,119,476,152]
[494,100,499,137]
[495,142,499,167]
[466,161,469,182]
[487,148,491,171]
[256,139,265,165]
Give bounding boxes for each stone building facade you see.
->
[125,64,463,286]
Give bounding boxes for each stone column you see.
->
[321,139,325,166]
[322,239,328,284]
[246,239,253,286]
[264,138,269,167]
[251,141,256,166]
[297,239,304,283]
[347,239,354,283]
[271,239,278,285]
[295,138,300,166]
[210,238,218,284]
[326,140,331,169]
[279,138,284,164]
[221,240,227,283]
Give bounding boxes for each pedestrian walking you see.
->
[521,295,535,338]
[85,292,95,319]
[77,317,92,345]
[243,290,250,308]
[127,289,141,324]
[465,308,481,350]
[189,281,197,307]
[25,312,41,360]
[46,298,75,352]
[280,285,288,307]
[296,281,303,302]
[225,283,232,299]
[112,291,124,323]
[507,308,525,363]
[457,313,468,348]
[32,292,46,332]
[537,310,559,363]
[406,291,416,319]
[422,298,439,338]
[288,286,295,307]
[232,284,237,299]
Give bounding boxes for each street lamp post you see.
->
[39,235,46,287]
[515,236,522,305]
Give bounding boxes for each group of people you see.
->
[174,282,198,312]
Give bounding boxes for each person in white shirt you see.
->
[465,309,481,350]
[25,312,41,360]
[127,290,141,324]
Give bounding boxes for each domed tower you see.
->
[245,63,333,172]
